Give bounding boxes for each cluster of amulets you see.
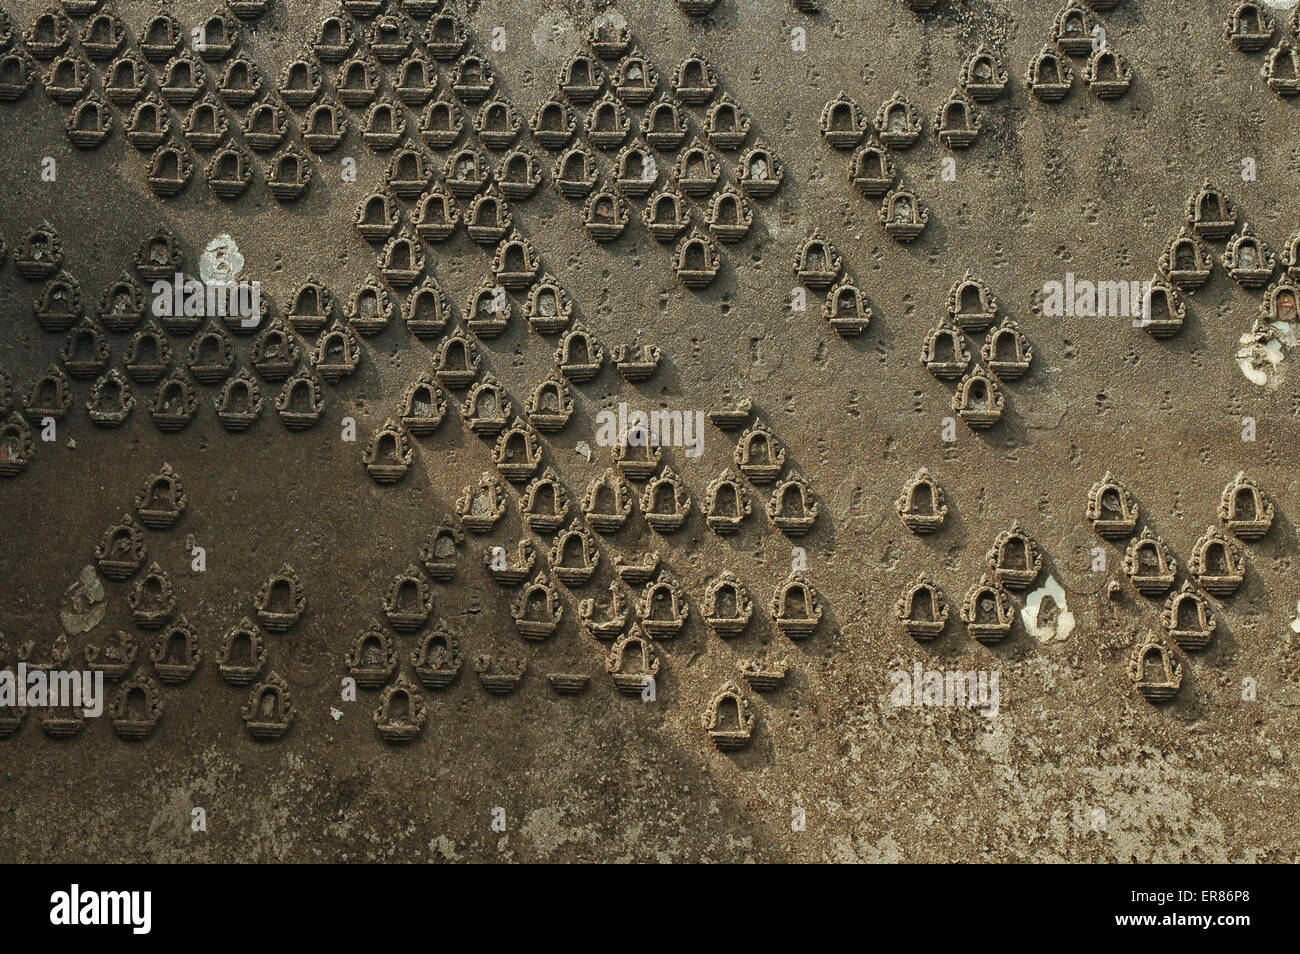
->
[0,3,789,287]
[0,0,1294,756]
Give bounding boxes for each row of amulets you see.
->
[1224,0,1300,97]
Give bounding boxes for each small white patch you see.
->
[1291,601,1300,634]
[60,564,106,635]
[1271,320,1298,348]
[330,707,343,721]
[575,440,592,461]
[531,10,579,60]
[199,233,244,284]
[1236,331,1284,387]
[1020,576,1075,642]
[590,8,629,33]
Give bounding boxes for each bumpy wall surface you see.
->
[1,0,1298,862]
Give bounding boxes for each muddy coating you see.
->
[1,0,1299,862]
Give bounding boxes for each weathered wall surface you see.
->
[0,0,1296,862]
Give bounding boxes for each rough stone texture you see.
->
[0,0,1298,862]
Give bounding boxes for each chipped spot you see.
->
[199,233,244,284]
[531,11,579,60]
[1236,330,1284,387]
[590,8,629,34]
[60,564,106,635]
[1020,576,1075,642]
[1270,320,1298,348]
